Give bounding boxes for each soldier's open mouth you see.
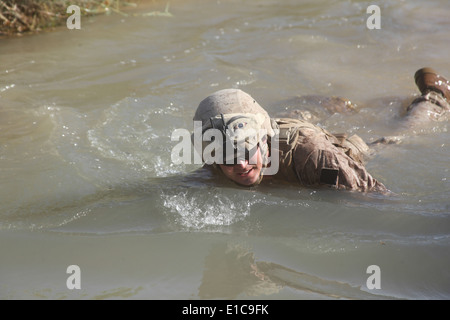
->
[238,168,253,176]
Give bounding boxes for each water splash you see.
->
[162,190,257,230]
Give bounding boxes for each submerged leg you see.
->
[272,95,356,123]
[371,67,450,145]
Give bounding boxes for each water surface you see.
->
[0,0,449,299]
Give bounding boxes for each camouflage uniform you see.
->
[268,118,387,192]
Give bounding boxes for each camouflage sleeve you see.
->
[292,132,388,193]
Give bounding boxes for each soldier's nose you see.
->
[238,159,248,168]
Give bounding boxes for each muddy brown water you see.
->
[0,0,449,299]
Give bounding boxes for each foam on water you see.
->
[162,190,254,229]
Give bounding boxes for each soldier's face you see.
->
[218,147,263,186]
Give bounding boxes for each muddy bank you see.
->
[0,0,168,36]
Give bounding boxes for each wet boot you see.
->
[406,67,450,117]
[414,67,450,101]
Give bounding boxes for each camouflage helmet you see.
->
[194,89,274,136]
